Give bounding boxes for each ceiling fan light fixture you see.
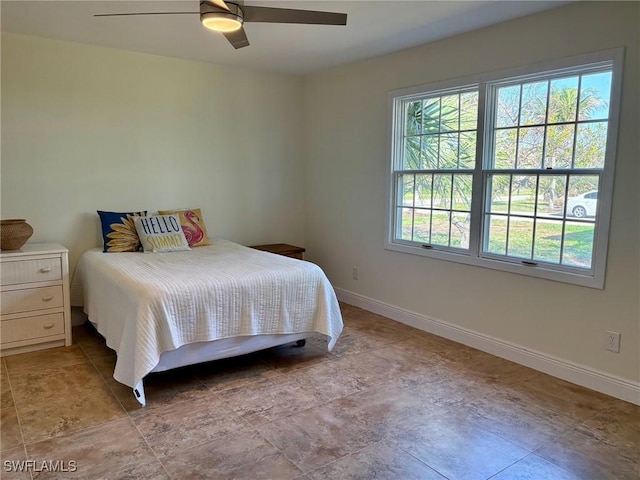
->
[201,11,242,32]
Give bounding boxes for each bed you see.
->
[71,239,343,405]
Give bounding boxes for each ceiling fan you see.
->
[94,0,347,49]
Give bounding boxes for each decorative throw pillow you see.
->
[97,210,147,253]
[133,214,191,253]
[157,208,210,247]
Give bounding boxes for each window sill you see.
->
[384,240,604,289]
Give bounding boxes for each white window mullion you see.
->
[530,174,541,261]
[541,79,552,168]
[504,174,514,257]
[558,174,569,268]
[427,173,434,244]
[468,82,488,259]
[570,75,583,169]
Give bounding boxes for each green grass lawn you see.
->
[489,198,561,216]
[401,211,470,248]
[401,210,594,268]
[485,218,593,268]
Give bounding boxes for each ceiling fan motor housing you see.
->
[200,1,244,29]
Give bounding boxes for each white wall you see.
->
[1,33,305,272]
[302,1,639,390]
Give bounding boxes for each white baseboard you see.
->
[335,287,640,406]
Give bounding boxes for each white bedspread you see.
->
[73,240,343,392]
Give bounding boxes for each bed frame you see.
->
[131,331,307,403]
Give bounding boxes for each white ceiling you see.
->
[1,0,569,75]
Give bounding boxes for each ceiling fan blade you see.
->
[242,6,347,25]
[209,0,231,12]
[223,26,250,49]
[94,12,199,17]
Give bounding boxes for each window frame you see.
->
[385,49,624,289]
[392,85,479,252]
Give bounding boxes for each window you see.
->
[396,88,478,250]
[387,50,623,288]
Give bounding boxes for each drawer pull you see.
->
[43,323,55,329]
[42,295,54,302]
[39,267,52,273]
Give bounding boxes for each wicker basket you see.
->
[1,219,34,250]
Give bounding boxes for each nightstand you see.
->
[250,243,306,260]
[0,243,72,356]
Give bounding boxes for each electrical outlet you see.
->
[352,267,359,280]
[605,331,621,353]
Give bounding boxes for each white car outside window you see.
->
[567,190,598,218]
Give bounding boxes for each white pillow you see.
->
[133,214,191,253]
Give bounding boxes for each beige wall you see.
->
[1,33,305,271]
[302,2,639,383]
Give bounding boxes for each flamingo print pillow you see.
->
[157,208,210,248]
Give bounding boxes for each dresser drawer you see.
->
[1,286,63,315]
[1,313,65,344]
[1,258,62,286]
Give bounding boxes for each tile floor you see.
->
[0,304,638,479]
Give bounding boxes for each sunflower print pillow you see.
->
[97,210,147,253]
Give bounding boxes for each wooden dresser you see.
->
[0,243,72,356]
[250,243,306,260]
